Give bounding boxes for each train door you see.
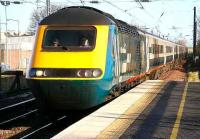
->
[164,45,166,64]
[140,36,147,73]
[153,39,159,66]
[146,36,150,72]
[112,28,120,85]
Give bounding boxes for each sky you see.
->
[0,0,200,47]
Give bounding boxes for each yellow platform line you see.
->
[188,72,200,82]
[170,82,188,139]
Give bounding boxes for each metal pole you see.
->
[17,20,19,36]
[0,17,1,92]
[0,17,1,43]
[46,0,50,16]
[193,6,197,62]
[5,6,8,66]
[0,65,1,92]
[49,0,51,15]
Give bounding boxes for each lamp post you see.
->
[0,1,22,66]
[0,20,6,92]
[3,2,8,65]
[0,1,22,92]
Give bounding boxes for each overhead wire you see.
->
[65,0,80,5]
[48,0,194,40]
[80,0,85,5]
[83,0,140,3]
[20,0,46,8]
[102,0,127,13]
[136,0,144,9]
[152,1,178,37]
[99,0,195,42]
[101,0,154,28]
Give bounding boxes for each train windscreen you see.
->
[42,27,96,51]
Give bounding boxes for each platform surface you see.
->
[52,79,200,139]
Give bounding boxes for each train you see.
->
[26,6,187,111]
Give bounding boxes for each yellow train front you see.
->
[26,7,118,110]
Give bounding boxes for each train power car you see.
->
[26,6,187,111]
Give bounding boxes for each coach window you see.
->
[149,45,153,53]
[42,27,96,51]
[160,45,163,53]
[166,46,172,53]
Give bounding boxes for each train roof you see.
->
[40,6,116,25]
[40,6,185,47]
[40,6,139,35]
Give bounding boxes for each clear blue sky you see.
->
[0,0,199,47]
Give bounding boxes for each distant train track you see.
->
[6,111,92,139]
[0,109,37,126]
[0,97,36,126]
[19,115,67,139]
[0,98,35,112]
[0,95,111,138]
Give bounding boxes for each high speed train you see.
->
[26,6,187,111]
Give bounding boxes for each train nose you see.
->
[29,80,109,110]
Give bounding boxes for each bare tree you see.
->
[27,5,63,35]
[176,39,187,46]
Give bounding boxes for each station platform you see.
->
[53,78,200,138]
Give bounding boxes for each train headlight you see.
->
[77,70,83,77]
[85,70,93,77]
[36,70,44,77]
[29,68,46,77]
[76,69,102,78]
[92,69,102,77]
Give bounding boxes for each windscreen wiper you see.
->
[61,46,70,51]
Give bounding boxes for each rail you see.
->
[0,109,37,126]
[0,98,35,111]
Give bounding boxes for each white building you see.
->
[0,32,34,70]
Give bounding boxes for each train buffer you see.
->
[53,79,200,139]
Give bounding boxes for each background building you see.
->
[0,32,34,71]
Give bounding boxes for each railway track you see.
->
[12,102,108,139]
[0,94,38,138]
[5,111,93,139]
[0,98,35,111]
[0,98,36,125]
[0,97,104,138]
[0,109,37,126]
[16,115,68,139]
[0,97,65,138]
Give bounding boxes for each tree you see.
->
[27,5,63,35]
[176,39,187,46]
[196,40,200,55]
